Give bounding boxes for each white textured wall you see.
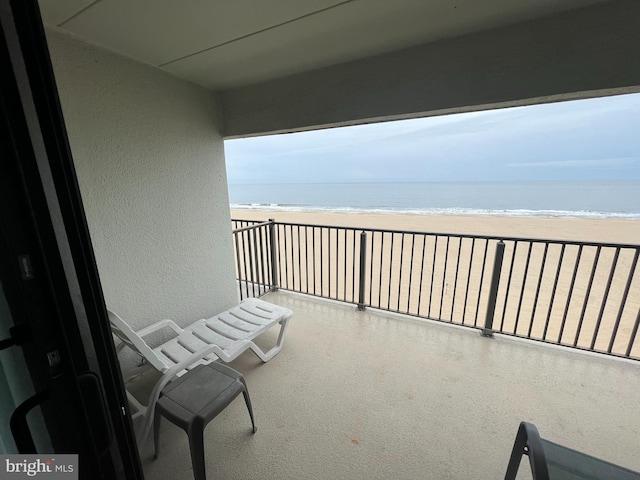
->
[45,29,238,330]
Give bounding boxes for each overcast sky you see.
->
[225,93,640,185]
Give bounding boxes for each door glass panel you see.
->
[0,280,51,453]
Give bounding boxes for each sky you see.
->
[224,93,640,185]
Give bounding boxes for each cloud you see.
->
[506,157,638,168]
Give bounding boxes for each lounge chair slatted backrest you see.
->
[108,297,292,446]
[108,311,172,373]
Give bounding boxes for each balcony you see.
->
[140,290,640,479]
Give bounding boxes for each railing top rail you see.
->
[232,220,272,234]
[231,218,640,249]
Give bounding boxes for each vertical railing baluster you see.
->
[574,246,601,347]
[269,220,278,290]
[625,308,640,358]
[500,241,518,332]
[451,237,462,322]
[397,233,405,311]
[358,231,367,311]
[244,229,252,296]
[255,226,263,294]
[233,232,243,300]
[407,234,416,314]
[590,248,620,350]
[352,229,357,303]
[343,229,348,302]
[304,226,309,294]
[369,231,375,306]
[320,227,324,297]
[257,226,265,292]
[417,235,427,317]
[439,236,450,321]
[462,238,475,325]
[242,229,249,296]
[344,229,348,302]
[241,229,250,298]
[608,249,639,353]
[483,240,505,337]
[297,225,302,292]
[262,224,269,293]
[291,225,297,292]
[378,232,385,308]
[288,225,294,291]
[528,243,549,338]
[327,228,332,298]
[429,236,438,317]
[543,244,566,341]
[282,225,289,290]
[276,224,283,288]
[290,225,296,292]
[264,224,271,291]
[254,226,261,292]
[387,233,395,310]
[335,228,339,300]
[312,227,316,296]
[514,242,533,335]
[474,239,489,327]
[558,245,583,344]
[249,228,258,296]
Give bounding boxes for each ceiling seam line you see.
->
[158,0,358,67]
[58,0,101,27]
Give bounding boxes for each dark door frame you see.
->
[1,0,143,477]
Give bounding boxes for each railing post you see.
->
[268,219,279,291]
[483,240,505,337]
[357,231,367,311]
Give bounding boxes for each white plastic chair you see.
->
[108,297,292,446]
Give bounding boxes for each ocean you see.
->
[228,180,640,219]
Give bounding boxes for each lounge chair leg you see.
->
[247,316,291,362]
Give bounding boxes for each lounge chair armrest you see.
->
[136,319,184,337]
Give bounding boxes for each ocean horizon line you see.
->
[228,180,640,219]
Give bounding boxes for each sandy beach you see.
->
[231,209,640,244]
[231,209,640,357]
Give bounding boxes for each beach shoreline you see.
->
[230,209,640,244]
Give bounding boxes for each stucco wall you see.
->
[45,29,238,330]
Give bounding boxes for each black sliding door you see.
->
[0,0,143,478]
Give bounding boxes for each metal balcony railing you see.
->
[232,219,640,360]
[231,220,276,299]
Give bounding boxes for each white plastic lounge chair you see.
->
[108,297,292,446]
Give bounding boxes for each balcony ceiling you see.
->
[38,0,607,91]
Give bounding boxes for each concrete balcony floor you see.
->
[140,291,640,480]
